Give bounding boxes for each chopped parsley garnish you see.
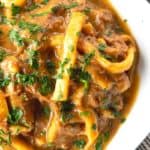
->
[101,53,113,60]
[112,111,121,118]
[92,124,97,130]
[83,52,95,69]
[61,112,73,123]
[16,73,38,85]
[11,4,21,16]
[60,102,74,123]
[46,60,55,73]
[0,77,10,89]
[83,7,91,14]
[73,139,86,149]
[39,76,52,95]
[51,5,61,13]
[9,30,24,46]
[98,43,107,52]
[95,135,103,150]
[51,4,64,13]
[70,68,91,89]
[0,15,16,25]
[0,49,7,62]
[98,44,113,60]
[112,110,126,123]
[61,102,75,112]
[76,31,81,36]
[27,49,39,69]
[18,20,43,34]
[0,129,11,145]
[8,107,23,125]
[56,58,70,79]
[103,131,110,142]
[80,111,90,117]
[95,132,110,150]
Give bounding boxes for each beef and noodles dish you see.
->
[0,0,138,149]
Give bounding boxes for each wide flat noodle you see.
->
[52,12,85,101]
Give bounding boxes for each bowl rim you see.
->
[107,0,150,150]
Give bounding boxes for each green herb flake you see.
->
[46,60,55,73]
[0,15,16,25]
[70,68,91,89]
[83,51,95,68]
[98,43,107,52]
[9,29,24,46]
[103,131,110,142]
[18,20,43,34]
[112,111,121,118]
[27,49,39,69]
[11,4,21,16]
[73,139,86,149]
[56,58,70,79]
[16,73,37,85]
[76,31,81,36]
[92,123,97,130]
[0,129,11,145]
[95,135,103,150]
[101,53,113,60]
[61,102,75,112]
[8,107,23,125]
[39,76,52,95]
[0,49,7,62]
[83,7,91,14]
[60,102,74,122]
[80,111,90,117]
[51,4,62,13]
[61,112,73,123]
[0,77,10,89]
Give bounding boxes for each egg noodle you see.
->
[0,0,137,149]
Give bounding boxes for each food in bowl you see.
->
[0,0,138,149]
